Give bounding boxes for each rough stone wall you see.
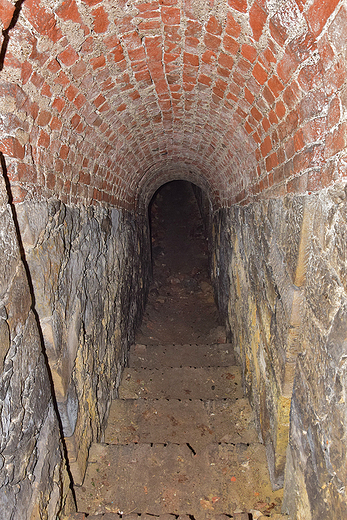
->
[211,182,347,516]
[0,163,73,519]
[282,183,347,519]
[15,199,150,484]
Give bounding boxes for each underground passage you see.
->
[1,0,347,518]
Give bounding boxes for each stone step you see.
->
[129,343,237,369]
[75,442,282,518]
[105,398,258,449]
[67,513,251,519]
[118,366,243,400]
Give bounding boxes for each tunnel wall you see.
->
[212,182,347,516]
[15,199,150,486]
[0,171,73,518]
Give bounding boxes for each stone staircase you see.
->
[73,343,286,520]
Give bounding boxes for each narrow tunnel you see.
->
[137,180,221,346]
[1,0,347,518]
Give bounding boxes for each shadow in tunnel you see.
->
[136,180,224,346]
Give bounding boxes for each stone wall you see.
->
[211,182,347,516]
[15,199,150,485]
[0,162,73,519]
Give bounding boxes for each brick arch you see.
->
[134,161,218,212]
[0,0,346,210]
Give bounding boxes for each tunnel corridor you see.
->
[74,180,285,518]
[137,180,220,345]
[1,0,347,519]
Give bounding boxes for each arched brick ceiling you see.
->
[0,0,346,211]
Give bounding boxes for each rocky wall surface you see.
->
[211,183,347,516]
[0,164,73,519]
[15,200,150,485]
[282,183,347,519]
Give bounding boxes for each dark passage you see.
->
[136,180,224,346]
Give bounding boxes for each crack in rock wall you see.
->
[0,174,73,519]
[211,182,347,517]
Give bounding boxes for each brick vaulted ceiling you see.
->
[0,0,346,211]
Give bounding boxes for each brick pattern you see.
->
[0,0,346,208]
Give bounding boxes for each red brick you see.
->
[277,50,299,83]
[41,83,52,97]
[294,129,305,152]
[218,53,234,69]
[306,0,340,37]
[50,116,62,131]
[226,12,242,37]
[266,151,279,171]
[104,34,120,49]
[298,62,323,92]
[324,60,346,95]
[198,74,212,86]
[58,46,79,67]
[261,135,272,157]
[90,55,106,69]
[24,0,62,42]
[276,100,286,119]
[245,121,253,134]
[65,84,79,101]
[52,97,65,112]
[307,166,332,192]
[31,71,44,88]
[228,0,247,12]
[161,6,180,25]
[112,45,125,63]
[262,86,275,106]
[73,93,86,109]
[223,35,239,54]
[206,15,222,35]
[241,44,257,63]
[71,60,87,79]
[56,0,82,23]
[0,0,15,28]
[164,52,180,64]
[92,5,109,33]
[128,46,146,61]
[183,52,199,66]
[36,110,52,126]
[185,20,202,38]
[267,75,284,97]
[47,59,61,73]
[59,144,69,159]
[81,0,102,6]
[15,163,37,183]
[249,1,267,41]
[253,63,268,85]
[262,117,270,132]
[71,114,81,129]
[327,96,340,129]
[204,32,221,51]
[38,129,50,147]
[145,35,162,60]
[317,34,335,70]
[325,123,347,159]
[21,61,33,85]
[1,136,25,159]
[244,87,254,105]
[260,48,276,70]
[202,50,216,64]
[269,110,278,124]
[283,83,300,109]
